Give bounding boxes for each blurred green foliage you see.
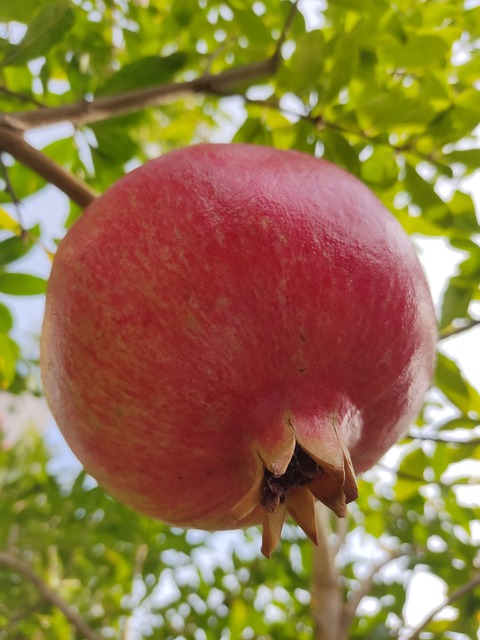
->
[0,0,479,638]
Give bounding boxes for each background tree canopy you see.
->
[0,1,479,639]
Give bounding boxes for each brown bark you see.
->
[311,504,343,640]
[0,125,97,208]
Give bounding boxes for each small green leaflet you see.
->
[0,272,47,295]
[0,303,13,332]
[0,331,18,388]
[96,53,188,97]
[0,1,75,69]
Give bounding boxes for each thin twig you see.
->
[0,599,45,635]
[340,552,402,637]
[376,462,476,492]
[0,155,21,207]
[438,319,480,341]
[241,95,442,166]
[0,85,47,109]
[377,463,424,484]
[0,126,98,208]
[406,434,480,446]
[0,551,101,640]
[272,0,300,62]
[314,115,441,164]
[404,573,480,640]
[120,544,149,640]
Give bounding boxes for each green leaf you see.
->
[421,70,452,111]
[0,1,75,69]
[458,50,480,84]
[440,277,473,329]
[41,138,76,168]
[0,331,18,388]
[233,117,272,146]
[356,91,435,131]
[0,232,37,268]
[0,0,52,21]
[0,303,13,332]
[90,120,139,165]
[322,129,361,175]
[399,447,428,479]
[455,89,480,130]
[322,33,359,103]
[327,0,373,10]
[404,164,451,227]
[448,191,480,233]
[234,10,273,47]
[0,272,47,295]
[378,33,449,70]
[394,209,449,237]
[96,53,188,97]
[394,448,428,500]
[280,31,325,93]
[437,416,479,431]
[361,147,398,189]
[444,148,480,172]
[0,165,46,203]
[431,443,449,479]
[435,352,480,414]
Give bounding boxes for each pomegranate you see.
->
[41,144,436,556]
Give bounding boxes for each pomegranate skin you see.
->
[41,144,436,550]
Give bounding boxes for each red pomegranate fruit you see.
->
[41,144,436,556]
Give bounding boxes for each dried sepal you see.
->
[231,467,264,521]
[261,500,287,558]
[231,428,359,557]
[257,420,297,477]
[285,485,318,544]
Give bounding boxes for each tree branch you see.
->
[272,0,300,63]
[0,56,282,206]
[0,551,101,640]
[0,125,98,208]
[405,573,480,640]
[438,319,480,341]
[1,58,278,132]
[1,0,303,134]
[0,7,293,205]
[311,504,343,640]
